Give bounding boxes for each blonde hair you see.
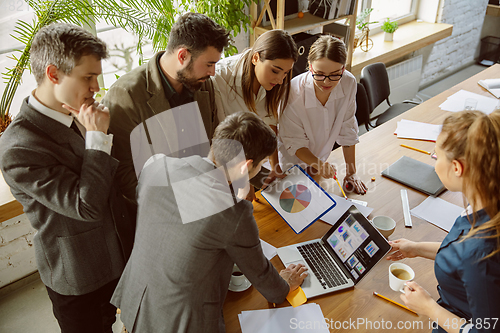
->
[233,30,298,120]
[440,110,500,259]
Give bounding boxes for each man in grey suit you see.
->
[0,23,134,333]
[111,111,308,333]
[103,13,230,214]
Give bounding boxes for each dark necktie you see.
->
[70,120,84,139]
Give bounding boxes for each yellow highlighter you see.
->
[287,286,307,307]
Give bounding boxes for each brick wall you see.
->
[0,214,37,288]
[419,0,489,86]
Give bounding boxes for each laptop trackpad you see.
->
[287,259,312,289]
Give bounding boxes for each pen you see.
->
[373,291,418,315]
[334,175,347,199]
[400,144,431,155]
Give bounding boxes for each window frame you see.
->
[357,0,419,34]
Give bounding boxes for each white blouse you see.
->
[212,51,277,127]
[278,70,359,171]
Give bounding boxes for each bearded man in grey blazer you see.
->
[0,23,134,333]
[111,111,308,333]
[103,13,230,218]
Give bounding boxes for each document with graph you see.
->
[261,165,336,234]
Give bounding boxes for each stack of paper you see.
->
[410,197,464,232]
[478,79,500,99]
[239,303,329,333]
[395,119,442,142]
[320,194,374,225]
[260,239,277,260]
[439,90,498,114]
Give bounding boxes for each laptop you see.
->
[277,205,391,298]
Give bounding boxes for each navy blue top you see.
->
[433,209,500,333]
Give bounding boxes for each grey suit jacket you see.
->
[103,52,218,205]
[0,99,134,295]
[111,155,289,333]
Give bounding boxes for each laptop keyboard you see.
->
[298,242,348,289]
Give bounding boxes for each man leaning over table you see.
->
[102,12,231,224]
[111,111,308,333]
[0,23,134,333]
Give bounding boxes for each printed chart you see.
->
[279,184,311,213]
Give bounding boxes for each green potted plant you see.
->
[381,18,398,42]
[0,0,257,134]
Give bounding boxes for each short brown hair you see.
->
[166,12,230,58]
[212,111,277,167]
[31,23,108,85]
[308,35,347,66]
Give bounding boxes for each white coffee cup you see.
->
[231,265,246,287]
[389,263,415,293]
[372,216,396,239]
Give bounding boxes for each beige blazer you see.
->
[103,52,218,205]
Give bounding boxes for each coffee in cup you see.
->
[389,263,415,292]
[231,265,246,287]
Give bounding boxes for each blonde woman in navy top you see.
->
[387,110,500,333]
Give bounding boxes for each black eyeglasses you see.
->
[311,67,343,82]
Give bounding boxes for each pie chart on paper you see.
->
[279,184,312,213]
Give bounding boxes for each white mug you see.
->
[389,262,415,293]
[231,265,246,287]
[372,216,396,239]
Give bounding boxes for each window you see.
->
[357,0,418,32]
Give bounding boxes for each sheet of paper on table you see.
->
[410,197,464,232]
[395,119,442,142]
[238,303,329,333]
[439,89,498,114]
[260,239,277,260]
[320,193,374,225]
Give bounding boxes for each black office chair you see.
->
[360,62,419,127]
[355,83,371,132]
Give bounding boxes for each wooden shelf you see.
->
[350,21,453,76]
[250,0,358,70]
[486,4,500,17]
[254,12,350,36]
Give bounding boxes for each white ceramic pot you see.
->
[384,32,394,42]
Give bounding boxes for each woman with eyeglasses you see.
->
[278,35,367,194]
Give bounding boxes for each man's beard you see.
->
[176,60,210,91]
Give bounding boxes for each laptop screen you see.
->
[322,206,391,284]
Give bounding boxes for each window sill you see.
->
[0,173,23,223]
[350,20,453,76]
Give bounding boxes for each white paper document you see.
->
[261,166,336,234]
[410,197,464,232]
[320,194,374,225]
[260,239,277,260]
[238,303,329,333]
[395,119,442,142]
[439,90,498,114]
[478,79,500,99]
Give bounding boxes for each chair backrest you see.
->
[355,83,370,129]
[360,62,391,111]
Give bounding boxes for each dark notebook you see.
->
[381,156,446,197]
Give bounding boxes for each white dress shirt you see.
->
[28,92,113,155]
[212,50,277,127]
[278,70,359,171]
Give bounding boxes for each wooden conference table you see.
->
[223,64,500,332]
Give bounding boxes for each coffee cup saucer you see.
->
[229,278,252,292]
